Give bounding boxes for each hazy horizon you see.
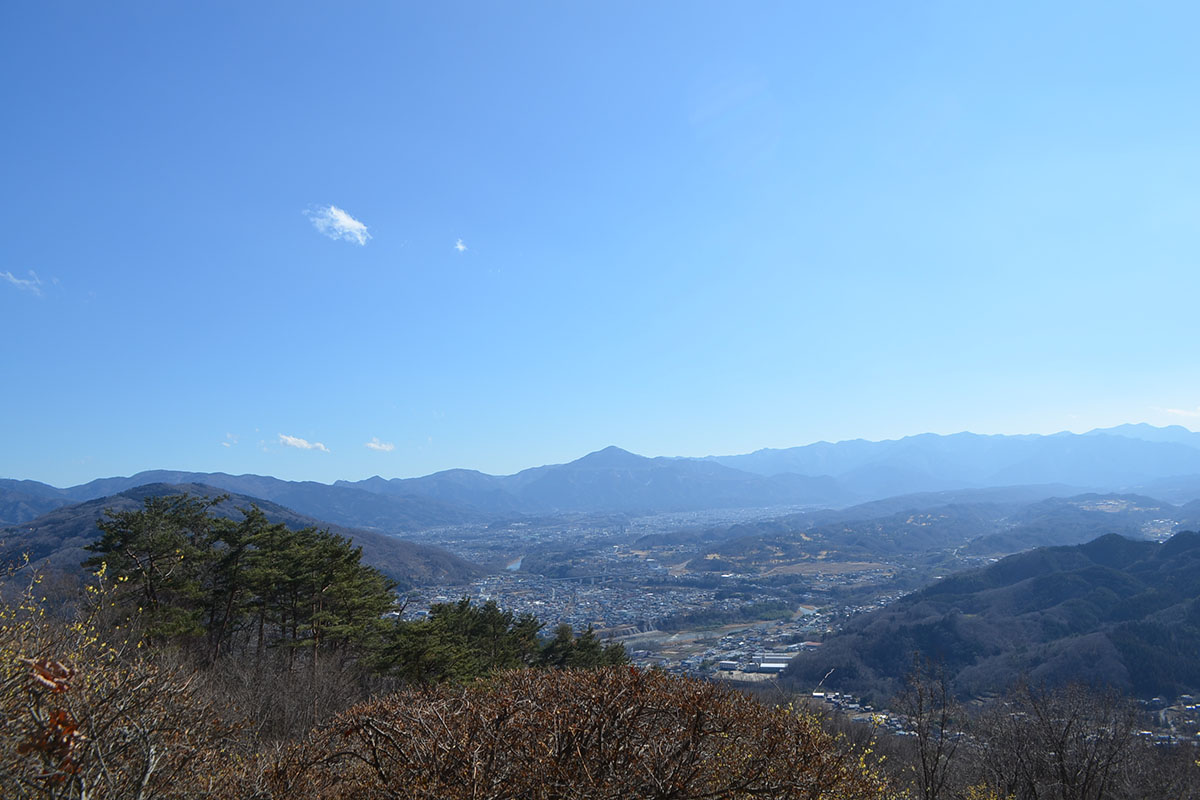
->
[8,421,1200,488]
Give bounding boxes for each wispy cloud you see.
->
[2,270,43,296]
[221,433,239,448]
[454,238,467,252]
[1164,407,1200,418]
[306,205,371,245]
[279,433,330,452]
[365,437,395,452]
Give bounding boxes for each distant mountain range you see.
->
[708,424,1200,499]
[5,425,1200,530]
[785,531,1200,701]
[0,483,483,589]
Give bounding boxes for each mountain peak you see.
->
[571,446,646,469]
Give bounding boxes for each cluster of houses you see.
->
[1140,695,1200,745]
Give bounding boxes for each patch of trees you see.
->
[83,494,396,667]
[80,494,626,685]
[373,599,625,683]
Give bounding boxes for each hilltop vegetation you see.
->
[2,493,1198,799]
[274,668,888,800]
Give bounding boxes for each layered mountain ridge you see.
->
[6,425,1200,529]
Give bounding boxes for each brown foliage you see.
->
[0,568,235,800]
[269,666,889,800]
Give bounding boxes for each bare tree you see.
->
[892,656,961,800]
[966,681,1140,800]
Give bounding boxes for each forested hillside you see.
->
[786,532,1200,701]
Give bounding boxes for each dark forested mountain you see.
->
[785,532,1200,701]
[0,483,483,588]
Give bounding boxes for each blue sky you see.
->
[4,2,1200,486]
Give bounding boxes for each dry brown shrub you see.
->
[271,666,889,800]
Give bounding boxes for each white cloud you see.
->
[454,238,467,252]
[365,437,395,452]
[2,270,43,295]
[306,205,371,245]
[1165,407,1200,418]
[279,433,330,452]
[221,433,238,448]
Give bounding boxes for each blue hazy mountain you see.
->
[8,426,1200,527]
[707,429,1200,500]
[338,428,1200,515]
[1084,422,1200,447]
[0,479,72,526]
[337,445,845,513]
